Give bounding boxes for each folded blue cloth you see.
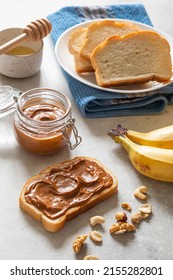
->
[47,4,173,118]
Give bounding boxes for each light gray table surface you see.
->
[0,0,173,260]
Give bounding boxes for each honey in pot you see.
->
[6,45,35,56]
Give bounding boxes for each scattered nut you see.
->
[89,230,102,242]
[131,211,150,223]
[90,215,105,227]
[109,223,121,234]
[131,211,145,223]
[126,223,136,232]
[114,229,127,235]
[109,222,136,234]
[121,202,132,211]
[83,255,100,260]
[73,234,88,253]
[141,213,149,219]
[134,186,148,200]
[139,203,152,214]
[72,187,152,257]
[115,212,127,222]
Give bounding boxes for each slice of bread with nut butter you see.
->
[19,157,118,232]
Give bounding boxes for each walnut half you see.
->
[73,234,88,253]
[109,222,136,235]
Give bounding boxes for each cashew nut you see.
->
[131,211,149,223]
[121,202,132,211]
[83,255,100,260]
[139,203,152,214]
[90,215,105,226]
[89,230,102,242]
[134,186,148,200]
[131,211,145,223]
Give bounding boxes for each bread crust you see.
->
[19,157,118,232]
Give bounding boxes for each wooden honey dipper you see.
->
[0,18,52,55]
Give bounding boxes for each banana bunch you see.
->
[108,124,173,182]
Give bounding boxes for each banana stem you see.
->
[108,126,136,153]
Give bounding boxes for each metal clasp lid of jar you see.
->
[0,85,21,117]
[62,118,82,150]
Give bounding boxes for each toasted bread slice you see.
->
[19,157,118,232]
[68,27,94,73]
[79,20,142,61]
[91,30,172,87]
[68,27,87,55]
[73,54,94,73]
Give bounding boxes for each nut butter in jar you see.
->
[0,86,82,154]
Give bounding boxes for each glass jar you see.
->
[0,86,82,154]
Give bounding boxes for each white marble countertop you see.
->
[0,0,173,260]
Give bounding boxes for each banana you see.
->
[108,126,173,182]
[120,124,173,149]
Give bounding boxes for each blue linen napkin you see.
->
[47,4,173,118]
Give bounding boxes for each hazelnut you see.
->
[115,211,127,222]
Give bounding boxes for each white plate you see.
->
[55,19,173,94]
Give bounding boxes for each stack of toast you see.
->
[68,19,172,87]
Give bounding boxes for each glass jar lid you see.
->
[0,85,21,117]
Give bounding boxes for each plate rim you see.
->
[55,18,173,95]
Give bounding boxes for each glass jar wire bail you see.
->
[62,117,82,150]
